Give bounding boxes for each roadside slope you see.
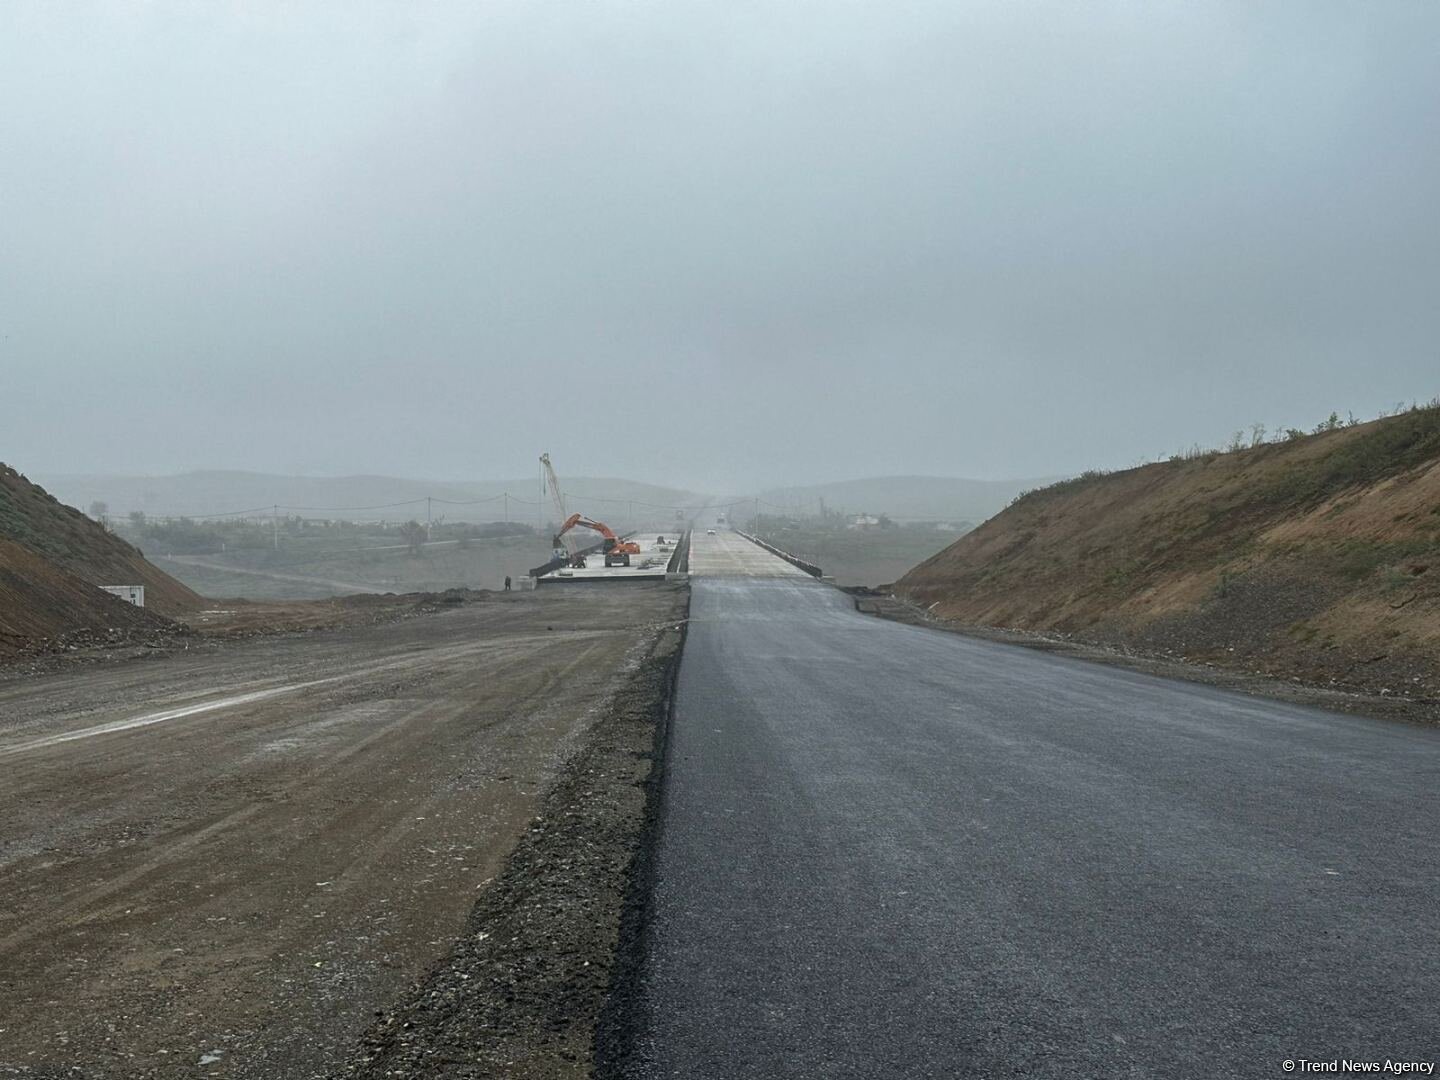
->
[898,406,1440,698]
[0,460,204,630]
[0,535,167,644]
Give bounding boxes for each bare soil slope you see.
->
[0,464,202,648]
[899,407,1440,699]
[0,535,168,644]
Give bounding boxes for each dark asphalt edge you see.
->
[590,592,690,1080]
[334,585,691,1080]
[849,590,1440,727]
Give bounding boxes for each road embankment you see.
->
[851,587,1440,726]
[897,408,1440,712]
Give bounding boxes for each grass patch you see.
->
[1327,538,1440,583]
[1263,402,1440,507]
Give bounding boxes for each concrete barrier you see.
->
[666,529,692,575]
[734,530,823,578]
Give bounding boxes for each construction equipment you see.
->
[540,452,573,562]
[555,513,642,567]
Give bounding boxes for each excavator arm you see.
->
[543,456,636,568]
[555,513,619,543]
[553,512,638,567]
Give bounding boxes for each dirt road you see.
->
[0,583,685,1079]
[158,554,390,595]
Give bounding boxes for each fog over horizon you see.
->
[3,1,1437,493]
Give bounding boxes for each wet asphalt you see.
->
[628,568,1440,1079]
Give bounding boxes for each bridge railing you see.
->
[733,530,823,578]
[666,529,692,575]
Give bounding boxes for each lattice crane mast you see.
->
[540,452,575,561]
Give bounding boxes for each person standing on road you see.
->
[504,575,512,591]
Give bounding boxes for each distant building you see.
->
[100,585,146,608]
[848,514,882,530]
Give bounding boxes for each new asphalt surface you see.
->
[626,532,1440,1079]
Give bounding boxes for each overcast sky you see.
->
[2,1,1437,491]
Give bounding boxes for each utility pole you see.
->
[272,505,279,551]
[426,496,432,540]
[503,492,509,524]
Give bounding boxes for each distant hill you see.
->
[897,407,1440,698]
[0,464,203,649]
[33,470,709,525]
[755,475,1053,524]
[36,470,1045,527]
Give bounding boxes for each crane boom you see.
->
[539,453,575,558]
[540,454,642,568]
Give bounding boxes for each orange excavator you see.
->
[555,513,642,568]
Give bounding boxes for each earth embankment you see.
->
[898,406,1440,701]
[0,464,202,652]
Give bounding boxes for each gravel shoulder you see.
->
[849,589,1440,726]
[339,613,686,1079]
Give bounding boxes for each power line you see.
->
[125,490,803,523]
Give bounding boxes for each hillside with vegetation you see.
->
[0,464,202,650]
[897,405,1440,700]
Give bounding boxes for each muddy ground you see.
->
[0,582,686,1079]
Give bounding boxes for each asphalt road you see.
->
[629,533,1440,1078]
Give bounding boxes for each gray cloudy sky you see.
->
[3,0,1437,492]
